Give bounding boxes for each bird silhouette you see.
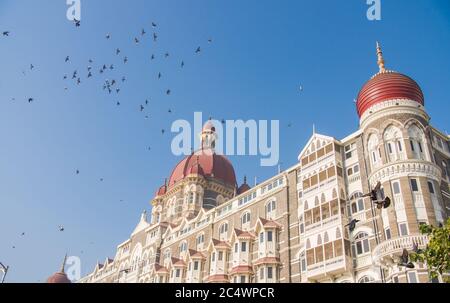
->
[116,48,121,55]
[166,89,171,95]
[345,219,360,232]
[152,22,157,28]
[134,37,140,44]
[363,181,391,209]
[28,98,34,103]
[195,47,201,54]
[153,33,158,42]
[181,61,185,68]
[141,29,146,36]
[74,19,81,27]
[398,249,415,269]
[59,225,65,232]
[151,54,155,60]
[123,57,128,64]
[65,56,70,63]
[2,31,10,36]
[106,34,111,39]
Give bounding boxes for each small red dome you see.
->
[46,272,71,284]
[167,150,236,188]
[356,71,424,118]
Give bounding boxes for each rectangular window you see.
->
[407,271,418,283]
[398,141,403,152]
[260,268,264,280]
[218,251,223,261]
[388,143,393,154]
[399,223,408,236]
[410,140,415,152]
[347,168,353,176]
[267,231,273,242]
[267,267,273,279]
[346,151,352,160]
[300,223,304,234]
[240,276,246,283]
[176,269,180,278]
[194,261,199,271]
[354,165,360,174]
[235,243,238,253]
[260,233,264,243]
[418,142,423,153]
[357,199,364,212]
[427,181,435,194]
[211,253,215,262]
[385,228,391,240]
[393,276,399,283]
[393,182,401,195]
[241,242,247,252]
[410,179,419,192]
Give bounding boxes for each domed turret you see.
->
[356,42,424,119]
[46,255,71,284]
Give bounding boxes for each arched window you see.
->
[317,234,322,246]
[304,200,309,210]
[324,232,329,243]
[408,124,427,160]
[266,200,276,219]
[241,212,251,225]
[219,222,228,239]
[368,134,381,168]
[384,125,404,162]
[359,276,375,283]
[314,196,319,206]
[306,239,311,249]
[350,192,364,215]
[332,189,338,199]
[196,233,205,246]
[179,241,187,253]
[354,232,370,255]
[321,193,326,203]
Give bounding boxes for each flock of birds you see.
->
[1,18,218,278]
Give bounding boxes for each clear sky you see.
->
[0,0,449,282]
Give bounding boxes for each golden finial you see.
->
[376,41,386,73]
[60,254,68,273]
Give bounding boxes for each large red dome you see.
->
[167,150,237,188]
[356,71,424,118]
[46,272,71,284]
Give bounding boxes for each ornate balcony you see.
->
[372,235,428,267]
[369,160,442,186]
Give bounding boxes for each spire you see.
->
[376,41,386,73]
[312,124,316,135]
[60,254,67,273]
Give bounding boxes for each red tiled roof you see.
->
[212,239,231,249]
[253,257,281,266]
[234,228,255,239]
[206,274,229,283]
[154,264,169,274]
[259,218,282,229]
[229,265,253,275]
[189,249,206,259]
[171,257,187,268]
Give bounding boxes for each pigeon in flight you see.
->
[152,22,157,28]
[345,219,360,233]
[134,37,140,44]
[116,102,121,106]
[165,52,169,58]
[412,242,423,254]
[158,72,162,79]
[77,78,81,85]
[166,89,171,95]
[74,19,81,27]
[122,76,126,82]
[21,232,25,236]
[76,169,80,175]
[110,64,114,70]
[398,249,415,269]
[87,66,92,72]
[208,38,213,43]
[89,59,93,63]
[72,70,77,79]
[2,31,10,36]
[123,57,128,64]
[299,85,304,92]
[65,56,70,63]
[363,181,391,209]
[28,98,34,103]
[153,33,158,42]
[30,64,35,70]
[140,105,145,112]
[106,33,111,39]
[145,99,149,105]
[195,47,201,54]
[87,72,92,78]
[151,54,155,60]
[116,88,120,94]
[58,225,65,232]
[141,28,146,36]
[181,61,185,68]
[168,109,172,114]
[116,48,121,55]
[63,75,68,80]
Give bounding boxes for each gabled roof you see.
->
[297,133,337,161]
[188,249,206,260]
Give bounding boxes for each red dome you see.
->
[167,150,236,188]
[356,71,424,118]
[46,272,71,284]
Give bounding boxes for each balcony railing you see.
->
[372,235,428,266]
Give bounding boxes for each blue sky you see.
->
[0,0,449,282]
